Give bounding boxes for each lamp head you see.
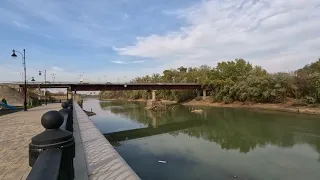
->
[11,49,17,59]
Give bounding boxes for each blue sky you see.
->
[0,0,319,82]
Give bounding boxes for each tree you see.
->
[99,58,320,104]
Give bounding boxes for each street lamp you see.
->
[103,75,107,84]
[39,70,47,83]
[79,72,84,83]
[51,73,56,83]
[19,72,24,82]
[29,77,35,82]
[11,49,27,111]
[39,70,47,105]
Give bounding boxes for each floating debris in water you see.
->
[158,160,167,164]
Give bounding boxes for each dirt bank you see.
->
[100,98,177,104]
[183,99,320,115]
[99,98,320,115]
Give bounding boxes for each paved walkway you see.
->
[0,104,61,180]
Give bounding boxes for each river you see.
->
[83,99,320,180]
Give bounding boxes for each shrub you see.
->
[292,99,308,106]
[305,96,317,104]
[223,96,233,104]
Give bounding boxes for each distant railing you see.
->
[0,81,201,85]
[26,100,75,180]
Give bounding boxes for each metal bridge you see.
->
[1,82,202,91]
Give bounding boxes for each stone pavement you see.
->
[0,104,61,180]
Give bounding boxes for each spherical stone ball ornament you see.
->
[41,110,64,129]
[61,102,68,108]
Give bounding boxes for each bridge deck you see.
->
[9,83,202,91]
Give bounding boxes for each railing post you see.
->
[59,102,73,132]
[28,110,75,180]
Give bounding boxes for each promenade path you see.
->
[0,104,61,180]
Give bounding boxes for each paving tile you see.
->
[0,104,61,180]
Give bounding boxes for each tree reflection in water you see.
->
[100,101,320,154]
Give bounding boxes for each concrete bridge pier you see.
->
[202,90,207,100]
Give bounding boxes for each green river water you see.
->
[83,99,320,180]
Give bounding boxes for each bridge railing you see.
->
[26,101,75,180]
[1,81,201,85]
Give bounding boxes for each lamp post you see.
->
[51,73,56,83]
[103,75,107,84]
[28,77,35,82]
[79,72,84,83]
[19,72,24,82]
[39,70,47,83]
[11,49,27,111]
[39,70,47,105]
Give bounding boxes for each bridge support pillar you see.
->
[202,90,207,100]
[152,90,156,101]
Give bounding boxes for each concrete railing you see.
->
[73,102,140,180]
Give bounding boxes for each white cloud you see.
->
[110,60,146,64]
[12,20,31,29]
[42,34,55,39]
[132,60,144,64]
[111,60,127,64]
[52,66,64,71]
[115,0,320,72]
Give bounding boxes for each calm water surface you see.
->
[83,99,320,180]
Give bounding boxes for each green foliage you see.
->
[99,59,320,104]
[292,99,308,107]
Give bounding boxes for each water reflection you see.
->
[99,100,320,154]
[84,99,320,179]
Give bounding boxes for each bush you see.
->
[305,96,317,104]
[195,96,202,101]
[223,96,233,104]
[308,104,319,108]
[292,99,308,106]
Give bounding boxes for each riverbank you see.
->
[99,98,320,115]
[183,99,320,115]
[100,98,177,104]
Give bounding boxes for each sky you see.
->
[0,0,319,83]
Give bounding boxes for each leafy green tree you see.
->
[99,58,320,105]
